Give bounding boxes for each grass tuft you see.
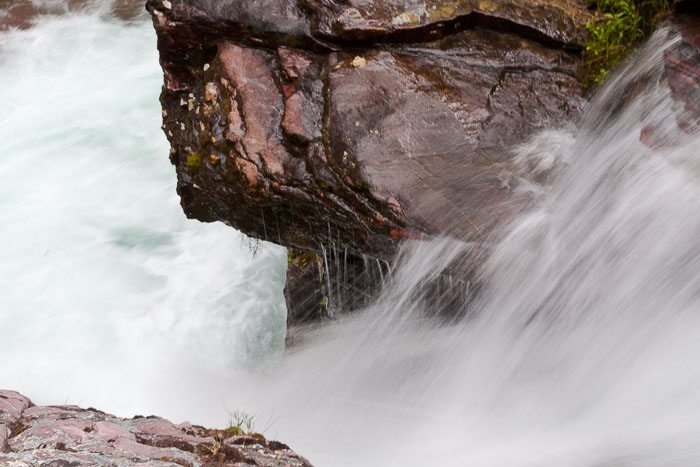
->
[226,410,256,436]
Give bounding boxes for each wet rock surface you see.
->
[640,13,700,149]
[665,14,700,133]
[147,1,700,325]
[0,0,145,30]
[148,0,591,266]
[0,390,312,467]
[284,251,327,328]
[283,248,390,345]
[146,0,596,322]
[306,0,591,46]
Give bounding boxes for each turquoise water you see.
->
[0,6,287,422]
[2,6,699,467]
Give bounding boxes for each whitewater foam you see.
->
[1,7,699,467]
[0,6,287,422]
[230,30,700,467]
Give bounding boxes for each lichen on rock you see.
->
[0,390,312,466]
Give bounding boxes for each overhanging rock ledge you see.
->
[146,0,594,324]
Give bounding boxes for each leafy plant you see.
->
[583,0,671,86]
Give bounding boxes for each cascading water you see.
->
[1,3,698,467]
[231,29,700,466]
[0,2,288,422]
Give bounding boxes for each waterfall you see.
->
[239,29,700,466]
[1,4,698,466]
[0,1,287,423]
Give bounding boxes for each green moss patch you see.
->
[287,248,317,268]
[186,153,203,174]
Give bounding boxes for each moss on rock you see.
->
[186,153,203,174]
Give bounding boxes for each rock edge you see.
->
[0,390,312,467]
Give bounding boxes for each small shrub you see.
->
[583,0,671,86]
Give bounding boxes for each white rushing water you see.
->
[1,5,699,467]
[0,3,287,423]
[234,30,700,467]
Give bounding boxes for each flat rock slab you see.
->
[0,390,312,467]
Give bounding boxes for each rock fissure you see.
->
[315,10,585,51]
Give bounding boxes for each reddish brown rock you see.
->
[0,0,144,30]
[640,13,700,149]
[148,0,589,253]
[326,29,584,241]
[0,390,312,466]
[146,0,597,322]
[665,15,700,133]
[305,0,591,46]
[278,47,325,144]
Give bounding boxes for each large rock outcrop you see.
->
[147,0,594,323]
[0,390,312,466]
[148,0,590,253]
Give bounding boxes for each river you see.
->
[1,3,698,466]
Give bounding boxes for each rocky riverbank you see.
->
[0,390,312,466]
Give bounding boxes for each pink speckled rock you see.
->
[0,390,32,453]
[0,389,313,466]
[0,425,10,452]
[129,417,212,444]
[0,390,32,425]
[93,420,136,442]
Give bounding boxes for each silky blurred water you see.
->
[1,4,699,467]
[234,29,700,467]
[0,3,287,422]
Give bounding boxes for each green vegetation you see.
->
[583,0,671,86]
[221,408,276,441]
[186,153,203,174]
[288,248,317,268]
[225,409,256,436]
